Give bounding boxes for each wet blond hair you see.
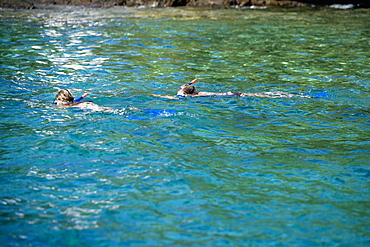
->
[54,89,74,105]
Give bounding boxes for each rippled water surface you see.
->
[1,6,369,246]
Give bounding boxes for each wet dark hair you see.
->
[54,89,74,105]
[178,84,196,95]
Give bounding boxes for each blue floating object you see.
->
[143,109,176,116]
[304,91,330,97]
[127,109,176,120]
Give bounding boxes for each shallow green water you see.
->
[0,6,369,246]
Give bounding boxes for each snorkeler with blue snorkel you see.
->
[53,89,172,117]
[54,89,114,111]
[54,89,90,106]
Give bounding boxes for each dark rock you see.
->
[298,0,369,8]
[0,0,368,9]
[0,0,35,9]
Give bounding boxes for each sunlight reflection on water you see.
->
[0,6,369,246]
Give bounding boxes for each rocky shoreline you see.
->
[0,0,368,9]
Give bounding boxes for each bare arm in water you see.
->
[240,91,311,98]
[151,94,180,100]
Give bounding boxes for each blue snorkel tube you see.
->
[74,93,88,103]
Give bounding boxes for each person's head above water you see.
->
[177,84,196,96]
[54,89,74,105]
[176,78,198,96]
[54,89,88,105]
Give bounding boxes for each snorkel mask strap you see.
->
[74,93,88,103]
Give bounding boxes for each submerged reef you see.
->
[0,0,368,9]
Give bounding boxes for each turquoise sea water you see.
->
[0,6,369,246]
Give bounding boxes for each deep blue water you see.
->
[0,6,370,246]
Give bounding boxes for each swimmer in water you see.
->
[54,89,112,111]
[152,79,311,99]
